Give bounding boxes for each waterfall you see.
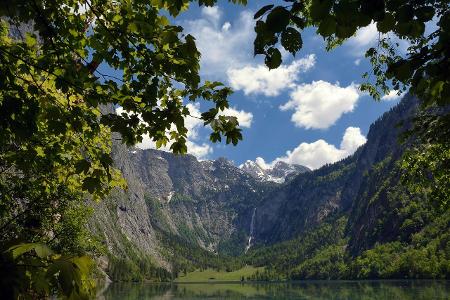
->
[245,208,256,253]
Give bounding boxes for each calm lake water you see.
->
[101,280,450,299]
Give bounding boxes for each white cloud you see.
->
[340,126,367,154]
[346,22,378,56]
[184,8,317,100]
[255,157,270,170]
[280,80,360,129]
[184,7,254,77]
[219,107,253,128]
[278,139,345,170]
[186,140,213,158]
[350,22,379,48]
[381,90,404,101]
[270,127,366,170]
[222,22,231,31]
[184,102,204,139]
[201,6,222,23]
[227,54,316,97]
[347,22,411,57]
[354,58,361,66]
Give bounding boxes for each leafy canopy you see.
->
[253,0,449,108]
[0,0,246,298]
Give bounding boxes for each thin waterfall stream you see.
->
[245,208,256,253]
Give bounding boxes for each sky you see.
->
[134,1,404,170]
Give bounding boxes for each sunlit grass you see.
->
[175,266,265,282]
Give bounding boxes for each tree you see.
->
[0,0,246,297]
[253,0,449,134]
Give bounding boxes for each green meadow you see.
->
[175,266,265,282]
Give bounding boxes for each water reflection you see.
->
[102,280,450,300]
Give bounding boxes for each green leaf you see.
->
[75,159,91,174]
[431,81,444,98]
[25,33,37,47]
[266,7,290,33]
[112,14,122,23]
[127,22,138,32]
[34,244,54,258]
[210,132,221,143]
[290,16,305,29]
[377,14,395,33]
[318,15,336,36]
[47,259,80,296]
[265,48,282,69]
[71,256,93,274]
[254,4,274,19]
[8,243,36,259]
[415,6,435,22]
[82,177,101,194]
[281,27,303,54]
[7,243,53,259]
[310,0,332,21]
[336,25,356,39]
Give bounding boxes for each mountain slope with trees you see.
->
[243,95,449,280]
[91,94,448,282]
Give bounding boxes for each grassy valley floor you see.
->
[175,266,265,282]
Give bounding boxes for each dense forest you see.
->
[1,0,449,299]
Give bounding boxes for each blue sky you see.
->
[136,1,403,169]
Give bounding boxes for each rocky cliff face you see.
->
[92,140,286,268]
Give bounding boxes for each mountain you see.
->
[240,160,309,183]
[92,94,449,281]
[252,95,419,246]
[244,95,449,279]
[91,142,280,277]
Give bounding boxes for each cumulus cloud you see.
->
[185,140,213,158]
[280,80,360,129]
[201,6,222,23]
[350,22,379,48]
[346,22,410,56]
[184,7,318,101]
[219,107,254,128]
[381,90,404,101]
[347,22,379,56]
[227,54,316,97]
[340,126,368,153]
[254,157,270,169]
[184,7,254,77]
[264,127,367,170]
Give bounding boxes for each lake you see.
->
[101,280,450,299]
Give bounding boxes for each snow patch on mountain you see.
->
[239,159,309,183]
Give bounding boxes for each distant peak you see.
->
[240,159,309,183]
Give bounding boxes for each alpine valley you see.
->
[93,95,449,282]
